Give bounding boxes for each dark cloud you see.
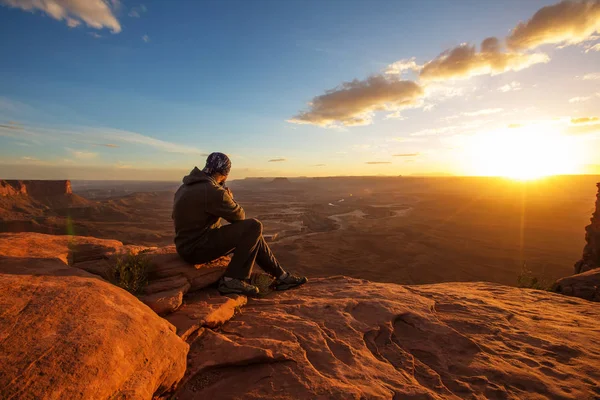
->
[268,158,286,162]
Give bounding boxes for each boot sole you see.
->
[273,278,308,291]
[218,285,259,296]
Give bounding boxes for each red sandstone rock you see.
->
[574,182,600,274]
[0,257,188,399]
[554,268,600,302]
[175,277,600,399]
[0,233,228,315]
[0,179,72,197]
[141,283,191,315]
[166,289,247,340]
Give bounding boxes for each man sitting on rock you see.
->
[173,152,308,296]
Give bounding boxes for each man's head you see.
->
[202,152,231,184]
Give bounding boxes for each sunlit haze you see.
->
[1,0,600,180]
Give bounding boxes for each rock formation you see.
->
[2,232,600,399]
[0,179,72,197]
[0,256,188,399]
[174,277,600,399]
[0,233,229,315]
[574,182,600,274]
[554,182,600,302]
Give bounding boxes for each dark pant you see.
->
[183,218,285,280]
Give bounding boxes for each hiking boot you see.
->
[272,272,308,291]
[218,277,260,296]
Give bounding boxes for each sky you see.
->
[0,0,599,181]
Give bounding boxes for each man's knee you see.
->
[244,218,263,235]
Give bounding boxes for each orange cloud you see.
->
[365,161,391,164]
[289,75,424,127]
[507,0,600,50]
[420,37,549,81]
[393,153,419,157]
[1,0,121,32]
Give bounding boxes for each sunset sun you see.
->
[465,123,580,180]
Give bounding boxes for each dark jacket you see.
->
[172,167,245,254]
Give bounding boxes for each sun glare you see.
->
[465,123,580,180]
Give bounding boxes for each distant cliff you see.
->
[574,182,600,274]
[0,180,72,197]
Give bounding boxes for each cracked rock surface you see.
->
[174,277,600,399]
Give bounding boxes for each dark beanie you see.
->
[202,152,232,176]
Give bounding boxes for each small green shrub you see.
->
[109,252,149,294]
[517,265,553,291]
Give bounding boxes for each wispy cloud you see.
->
[568,95,596,103]
[497,81,521,92]
[571,116,600,125]
[393,153,420,157]
[67,148,98,160]
[581,72,600,80]
[88,32,102,39]
[0,121,206,155]
[128,4,147,18]
[506,0,600,50]
[21,156,38,161]
[95,143,119,148]
[313,164,326,167]
[268,158,286,162]
[142,34,150,43]
[0,0,121,32]
[462,108,504,117]
[365,161,392,165]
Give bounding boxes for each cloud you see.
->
[462,108,503,117]
[0,0,121,32]
[115,161,132,169]
[289,75,424,127]
[506,0,600,50]
[365,161,391,164]
[0,121,205,155]
[581,72,600,80]
[95,143,119,148]
[88,32,102,39]
[142,34,150,43]
[128,4,146,18]
[68,149,98,159]
[568,94,598,103]
[385,57,422,75]
[313,164,326,167]
[420,38,549,81]
[571,116,600,125]
[268,158,286,162]
[585,43,600,52]
[393,153,419,157]
[498,81,521,92]
[21,156,38,161]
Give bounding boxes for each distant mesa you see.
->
[269,177,292,185]
[0,180,72,197]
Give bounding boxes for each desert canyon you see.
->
[1,177,599,399]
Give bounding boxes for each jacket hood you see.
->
[182,167,216,185]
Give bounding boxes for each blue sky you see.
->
[1,0,599,180]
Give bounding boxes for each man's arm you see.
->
[210,188,245,223]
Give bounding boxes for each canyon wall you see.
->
[0,180,72,197]
[574,182,600,274]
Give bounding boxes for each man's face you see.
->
[216,173,228,185]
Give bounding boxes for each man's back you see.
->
[172,167,244,254]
